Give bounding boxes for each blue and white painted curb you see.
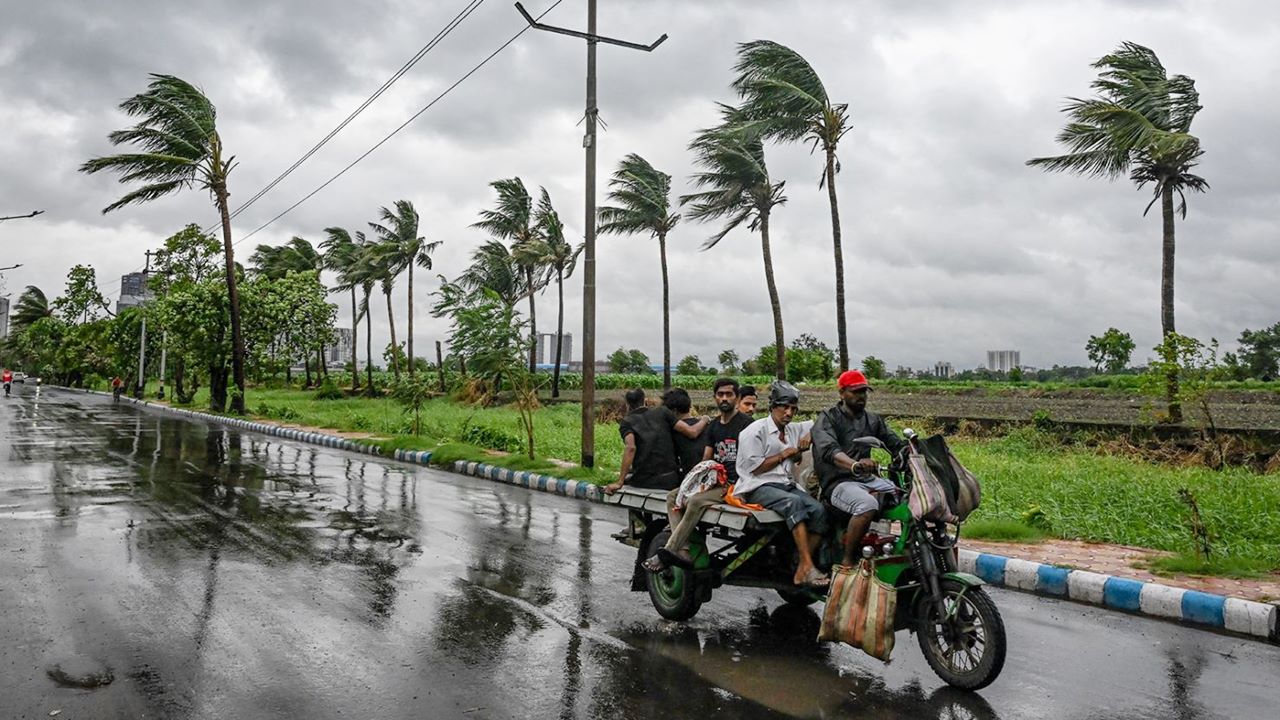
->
[959,549,1278,642]
[72,386,1279,644]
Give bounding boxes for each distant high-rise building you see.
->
[934,361,953,379]
[0,296,9,339]
[986,350,1021,373]
[327,328,354,369]
[117,271,149,313]
[536,332,572,367]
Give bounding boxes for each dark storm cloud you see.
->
[1,0,1277,371]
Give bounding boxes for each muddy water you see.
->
[1,388,1276,719]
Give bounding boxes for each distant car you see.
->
[11,372,25,384]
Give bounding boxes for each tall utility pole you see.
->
[135,250,151,399]
[516,1,666,468]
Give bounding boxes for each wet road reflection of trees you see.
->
[96,412,424,627]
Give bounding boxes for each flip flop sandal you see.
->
[642,555,666,573]
[657,547,694,570]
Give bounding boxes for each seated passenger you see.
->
[735,381,829,588]
[605,388,709,495]
[644,378,753,572]
[811,370,908,566]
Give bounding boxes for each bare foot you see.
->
[794,567,830,588]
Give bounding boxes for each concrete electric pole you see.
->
[515,0,666,468]
[135,250,152,399]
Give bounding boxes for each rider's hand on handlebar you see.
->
[853,458,878,476]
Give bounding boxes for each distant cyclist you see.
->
[2,368,11,397]
[111,375,124,402]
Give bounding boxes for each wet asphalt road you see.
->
[1,388,1278,719]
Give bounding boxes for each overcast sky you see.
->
[2,0,1276,372]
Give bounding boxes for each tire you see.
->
[916,579,1006,691]
[645,530,702,621]
[776,588,820,607]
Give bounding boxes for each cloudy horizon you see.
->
[2,0,1276,374]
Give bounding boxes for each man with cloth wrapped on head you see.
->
[735,381,829,588]
[811,369,908,567]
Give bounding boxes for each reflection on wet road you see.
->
[1,389,1277,719]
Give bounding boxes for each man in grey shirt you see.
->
[736,382,829,588]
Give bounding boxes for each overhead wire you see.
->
[202,0,488,234]
[230,0,565,248]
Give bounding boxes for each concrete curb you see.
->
[958,549,1278,642]
[68,386,1279,644]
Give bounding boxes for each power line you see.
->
[231,0,565,249]
[203,0,488,234]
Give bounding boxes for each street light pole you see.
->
[515,0,666,468]
[135,250,152,399]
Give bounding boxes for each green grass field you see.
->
[157,384,1280,577]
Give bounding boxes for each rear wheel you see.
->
[645,530,703,621]
[916,579,1006,690]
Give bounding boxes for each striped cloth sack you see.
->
[818,559,897,661]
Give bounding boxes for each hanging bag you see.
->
[906,451,959,524]
[818,560,898,661]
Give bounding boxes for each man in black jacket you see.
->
[811,370,907,566]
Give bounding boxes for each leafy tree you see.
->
[472,178,544,372]
[249,235,329,381]
[1086,327,1137,373]
[787,334,834,382]
[148,225,223,400]
[1008,366,1024,382]
[682,107,788,379]
[608,348,652,374]
[718,349,740,374]
[732,40,852,370]
[533,188,582,398]
[369,200,440,377]
[1142,333,1226,465]
[54,265,111,324]
[862,355,886,380]
[391,375,435,435]
[1235,322,1280,380]
[599,153,681,389]
[80,74,249,414]
[1028,43,1208,422]
[676,355,703,375]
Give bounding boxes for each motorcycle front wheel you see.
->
[916,579,1006,690]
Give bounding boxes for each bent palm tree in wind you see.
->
[321,228,366,392]
[250,237,323,280]
[598,154,680,389]
[80,74,248,414]
[1028,42,1208,422]
[732,40,853,370]
[472,178,544,373]
[682,111,789,379]
[11,286,53,330]
[369,200,441,377]
[534,189,583,397]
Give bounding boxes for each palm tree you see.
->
[534,189,583,397]
[681,111,789,379]
[322,227,366,392]
[364,240,403,381]
[80,74,248,414]
[598,154,681,389]
[368,200,441,378]
[732,40,852,370]
[349,239,379,394]
[472,178,544,372]
[1028,42,1208,422]
[458,239,525,309]
[11,286,53,330]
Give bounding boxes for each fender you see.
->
[943,571,985,588]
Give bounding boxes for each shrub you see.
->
[313,377,344,400]
[461,424,524,453]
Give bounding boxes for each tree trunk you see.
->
[174,356,187,403]
[1161,183,1182,423]
[407,263,415,377]
[317,345,326,379]
[214,184,246,414]
[659,231,671,390]
[209,361,228,413]
[304,355,312,388]
[350,288,361,391]
[552,266,565,398]
[526,267,538,374]
[826,146,849,372]
[365,291,375,394]
[759,209,786,380]
[385,289,400,381]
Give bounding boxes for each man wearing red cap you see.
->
[811,369,908,566]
